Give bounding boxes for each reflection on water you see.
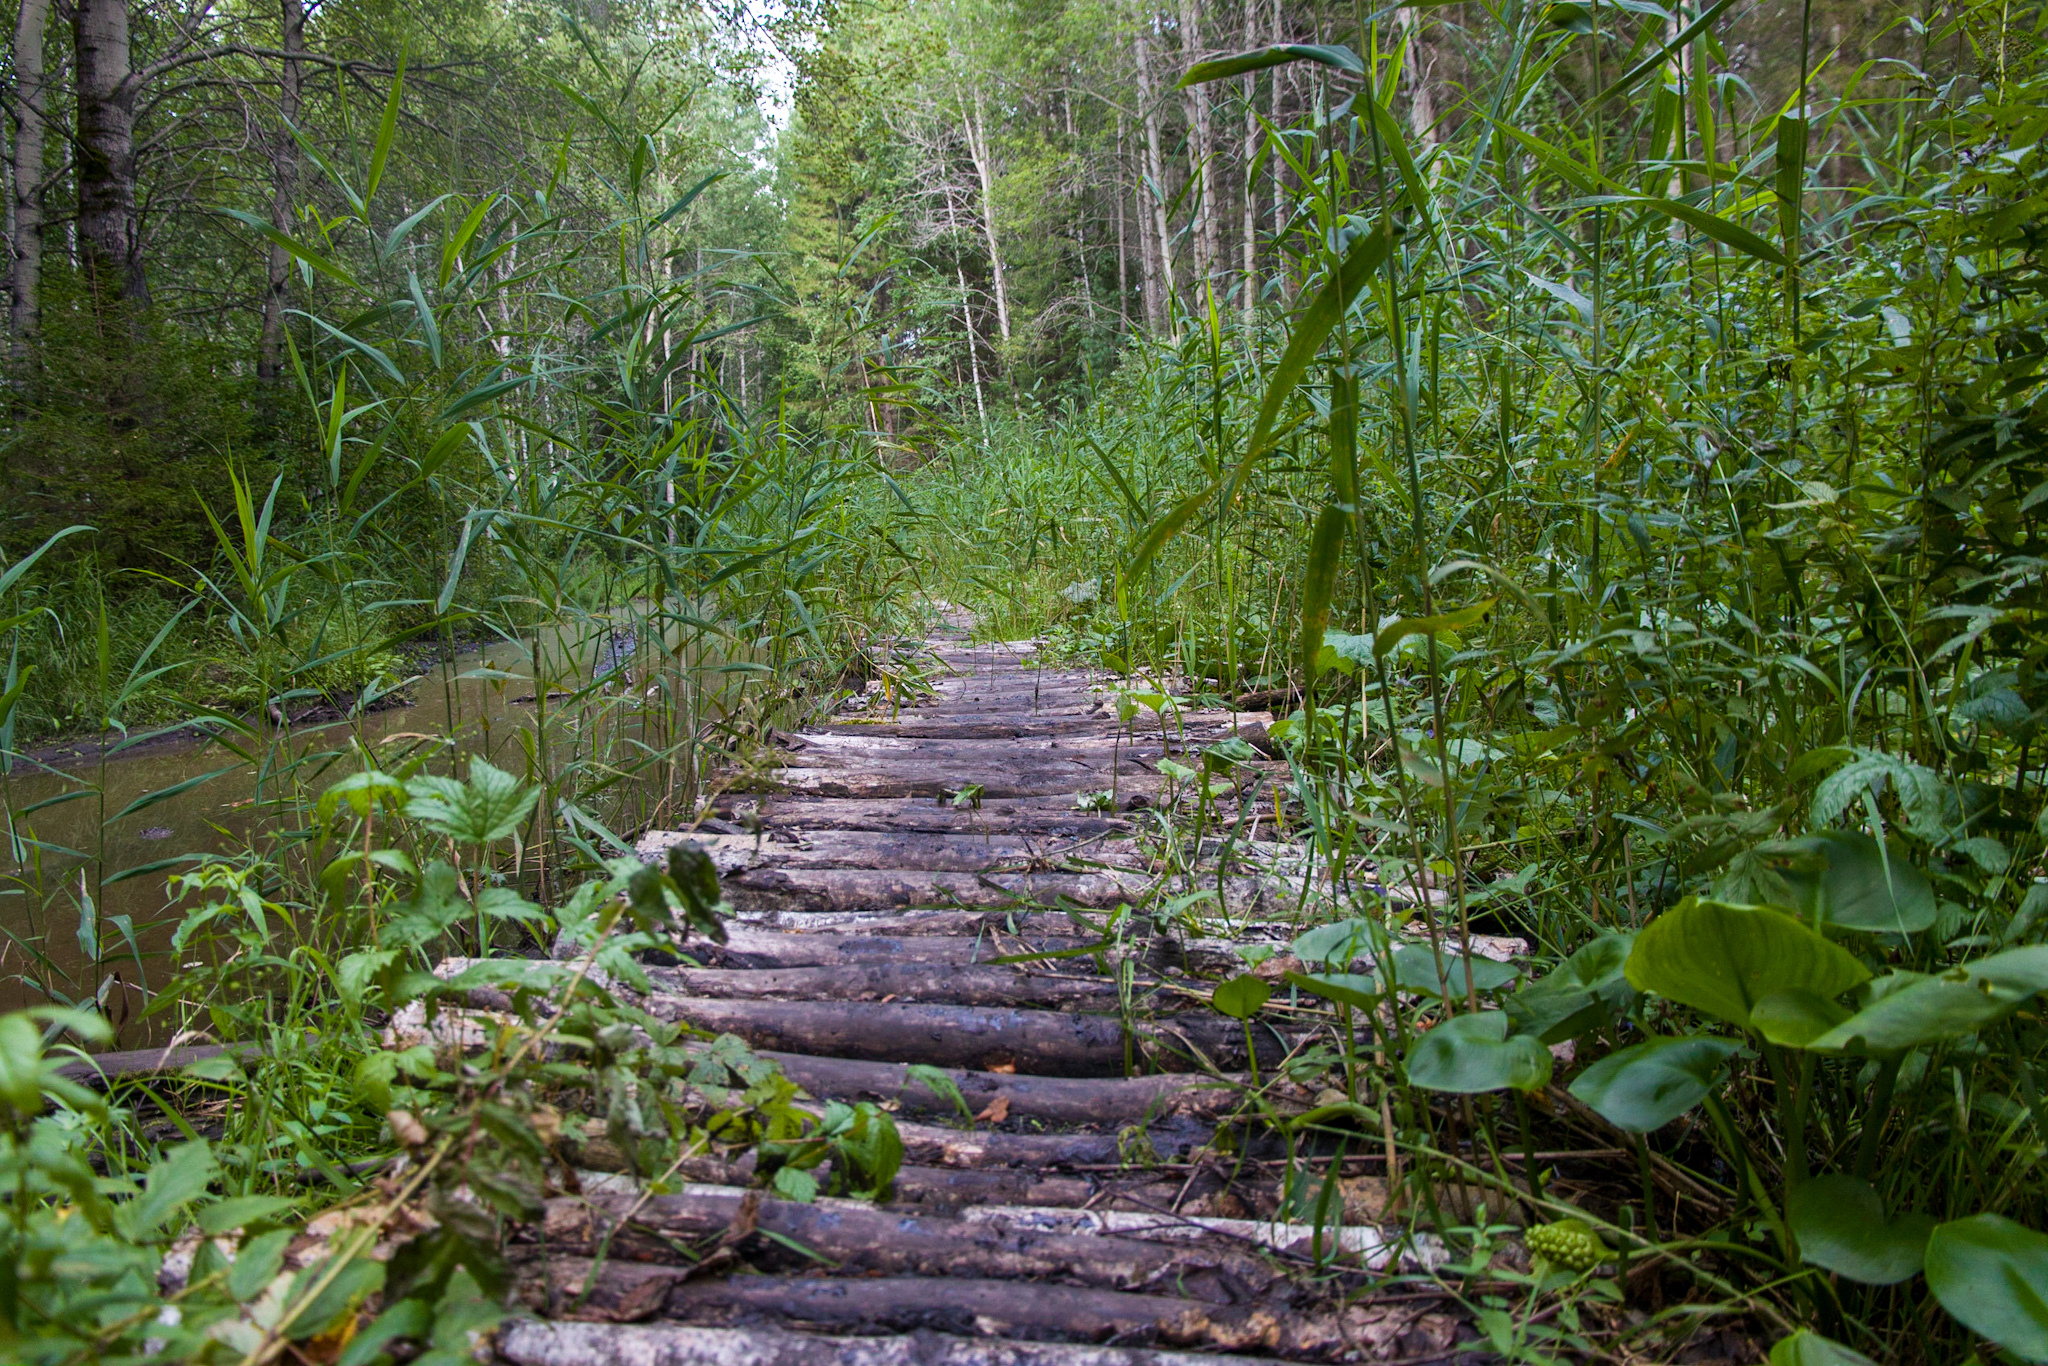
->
[0,624,717,1033]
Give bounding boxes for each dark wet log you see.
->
[644,964,1124,1009]
[739,1048,1244,1125]
[492,1319,1288,1366]
[53,1039,244,1084]
[538,1190,1282,1299]
[641,996,1294,1076]
[518,1269,1456,1362]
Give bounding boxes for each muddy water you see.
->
[0,629,700,1029]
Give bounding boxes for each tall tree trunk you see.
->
[1270,0,1287,301]
[257,0,304,383]
[1239,0,1258,329]
[1397,6,1437,157]
[1130,10,1178,331]
[74,0,146,307]
[1115,120,1130,330]
[959,83,1011,342]
[1178,0,1217,290]
[9,0,50,351]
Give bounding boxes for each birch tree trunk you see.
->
[8,0,50,350]
[1129,9,1178,331]
[1239,0,1258,328]
[1178,0,1218,290]
[74,0,148,307]
[958,83,1011,342]
[1397,5,1437,157]
[257,0,305,383]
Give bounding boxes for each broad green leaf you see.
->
[1749,988,1853,1048]
[404,758,539,846]
[1925,1214,2048,1362]
[1299,505,1348,682]
[1283,971,1381,1011]
[285,1251,387,1340]
[1766,831,1936,934]
[1291,917,1378,968]
[1567,1035,1742,1131]
[1390,944,1519,997]
[1812,946,2048,1054]
[121,1140,216,1239]
[1507,931,1636,1042]
[1788,1175,1934,1285]
[1375,599,1496,658]
[1212,974,1272,1019]
[199,1194,298,1236]
[229,1228,294,1302]
[1179,42,1362,87]
[1624,899,1869,1028]
[1768,1331,1881,1366]
[1406,1011,1551,1093]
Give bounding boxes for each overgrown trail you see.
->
[496,626,1479,1366]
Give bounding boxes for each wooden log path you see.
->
[494,629,1481,1366]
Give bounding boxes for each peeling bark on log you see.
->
[641,996,1295,1076]
[521,1269,1354,1359]
[492,1320,1287,1366]
[718,867,1160,914]
[538,1191,1282,1298]
[698,927,1095,970]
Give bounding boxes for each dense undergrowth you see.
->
[4,0,2048,1361]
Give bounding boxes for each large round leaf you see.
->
[1567,1035,1742,1132]
[1771,831,1936,934]
[1624,899,1869,1028]
[1405,1012,1551,1093]
[1787,1175,1934,1284]
[1768,1331,1881,1366]
[1749,988,1852,1049]
[1212,974,1272,1020]
[1925,1214,2048,1362]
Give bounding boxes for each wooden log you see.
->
[643,964,1124,1010]
[699,927,1095,970]
[739,1049,1244,1125]
[521,1268,1371,1359]
[712,797,1129,836]
[492,1321,1285,1366]
[539,1190,1282,1299]
[891,1122,1214,1170]
[638,830,1149,875]
[759,769,1163,802]
[718,868,1159,914]
[640,996,1294,1076]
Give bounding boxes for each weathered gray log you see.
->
[713,797,1129,835]
[736,1048,1244,1125]
[891,1122,1214,1170]
[492,1321,1282,1366]
[640,830,1148,875]
[539,1190,1281,1298]
[641,996,1294,1076]
[521,1267,1371,1359]
[699,927,1097,970]
[643,964,1124,1009]
[718,867,1160,914]
[53,1038,245,1084]
[758,769,1164,802]
[791,735,1184,762]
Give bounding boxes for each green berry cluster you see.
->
[1525,1218,1613,1272]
